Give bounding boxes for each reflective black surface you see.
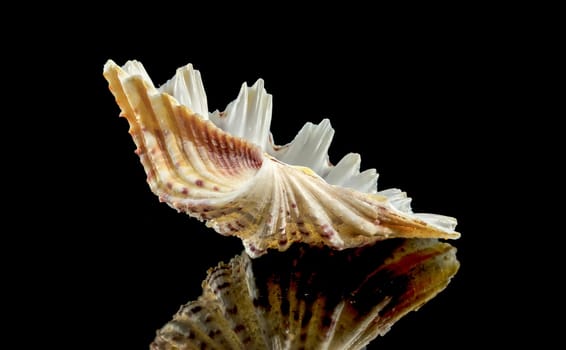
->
[92,55,473,348]
[39,16,515,348]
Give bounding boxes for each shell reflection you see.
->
[151,239,459,349]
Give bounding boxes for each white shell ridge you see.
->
[104,60,460,257]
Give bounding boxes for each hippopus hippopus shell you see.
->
[104,60,459,257]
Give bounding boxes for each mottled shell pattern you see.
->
[151,239,459,349]
[104,60,460,257]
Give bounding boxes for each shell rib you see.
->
[150,239,459,349]
[103,60,460,257]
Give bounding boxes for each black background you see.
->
[13,6,546,349]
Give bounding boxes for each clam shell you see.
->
[103,60,460,257]
[150,239,459,349]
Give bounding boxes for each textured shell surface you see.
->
[150,239,459,350]
[103,60,460,257]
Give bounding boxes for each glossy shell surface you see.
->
[104,60,459,257]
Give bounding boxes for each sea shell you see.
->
[103,60,460,257]
[150,239,459,349]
